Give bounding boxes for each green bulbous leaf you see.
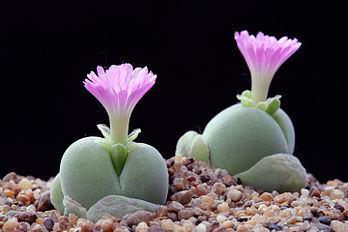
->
[190,135,210,163]
[202,104,289,175]
[272,109,295,154]
[50,173,65,214]
[175,130,199,157]
[120,143,168,205]
[235,153,307,193]
[60,136,121,210]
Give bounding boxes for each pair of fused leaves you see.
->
[97,124,141,176]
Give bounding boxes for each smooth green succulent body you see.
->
[52,136,168,213]
[203,103,295,175]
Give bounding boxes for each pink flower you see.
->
[84,64,157,145]
[234,30,301,104]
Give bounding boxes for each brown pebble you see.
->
[178,209,195,220]
[127,210,153,226]
[200,174,210,183]
[59,216,73,230]
[273,192,292,204]
[3,218,19,232]
[221,175,237,187]
[2,172,17,182]
[260,192,273,202]
[37,191,54,211]
[195,184,209,196]
[212,182,227,196]
[167,201,184,212]
[18,211,38,224]
[171,190,192,205]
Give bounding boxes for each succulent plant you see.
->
[50,64,168,221]
[176,30,307,192]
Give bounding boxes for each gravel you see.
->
[1,155,348,231]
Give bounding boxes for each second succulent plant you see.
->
[176,31,307,192]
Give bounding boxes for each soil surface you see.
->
[1,155,347,232]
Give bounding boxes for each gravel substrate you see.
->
[1,155,348,232]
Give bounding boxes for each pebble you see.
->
[221,175,237,187]
[167,201,184,212]
[3,217,19,232]
[149,225,165,232]
[2,172,17,182]
[260,192,273,202]
[127,210,153,226]
[196,223,207,232]
[18,178,32,189]
[273,192,292,204]
[43,218,54,231]
[268,224,282,231]
[318,216,332,225]
[212,182,226,196]
[37,191,53,211]
[227,189,242,202]
[217,202,229,213]
[330,220,347,232]
[171,190,192,205]
[136,222,149,232]
[18,211,38,224]
[178,209,194,220]
[160,219,175,231]
[330,189,344,200]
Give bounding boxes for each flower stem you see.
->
[251,77,271,105]
[109,113,129,146]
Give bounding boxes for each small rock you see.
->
[260,192,273,201]
[18,211,37,224]
[17,221,30,231]
[227,189,242,202]
[149,225,165,232]
[37,191,54,211]
[167,201,184,212]
[127,210,153,226]
[2,172,17,182]
[43,218,54,231]
[136,221,149,232]
[160,219,175,231]
[59,216,73,230]
[178,209,194,220]
[196,223,207,232]
[334,204,345,212]
[200,174,210,183]
[273,192,292,204]
[18,178,32,189]
[221,175,237,187]
[268,224,282,231]
[3,217,19,232]
[212,183,227,196]
[330,189,344,200]
[171,190,192,205]
[303,213,313,221]
[318,216,332,225]
[330,220,347,232]
[316,222,333,232]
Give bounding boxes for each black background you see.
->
[0,1,346,182]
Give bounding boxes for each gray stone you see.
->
[86,195,160,222]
